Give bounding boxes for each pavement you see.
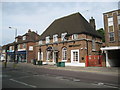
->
[2,62,119,76]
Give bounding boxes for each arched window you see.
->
[62,47,67,60]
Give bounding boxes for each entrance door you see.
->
[54,52,58,63]
[71,50,79,63]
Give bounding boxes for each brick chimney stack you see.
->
[89,17,96,30]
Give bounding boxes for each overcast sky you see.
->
[1,0,119,46]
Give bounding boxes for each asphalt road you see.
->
[1,62,120,89]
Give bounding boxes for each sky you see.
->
[0,0,119,46]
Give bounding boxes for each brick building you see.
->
[35,12,102,67]
[6,29,39,63]
[101,9,120,67]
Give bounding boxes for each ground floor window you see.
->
[38,52,43,61]
[46,51,52,60]
[62,47,67,61]
[71,50,79,63]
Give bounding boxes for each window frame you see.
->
[72,34,78,40]
[61,33,67,41]
[53,34,58,42]
[23,36,26,40]
[46,36,50,44]
[39,40,43,45]
[109,32,115,42]
[92,40,96,51]
[62,47,67,61]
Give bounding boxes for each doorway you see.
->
[53,51,58,63]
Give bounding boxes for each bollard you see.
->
[4,61,7,68]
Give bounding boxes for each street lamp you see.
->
[9,27,18,65]
[9,27,17,38]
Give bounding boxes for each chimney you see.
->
[89,17,96,30]
[28,29,31,33]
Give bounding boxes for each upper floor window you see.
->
[72,34,78,40]
[119,30,120,41]
[117,15,120,25]
[23,36,26,40]
[39,40,43,45]
[23,43,26,48]
[108,17,113,26]
[18,44,20,49]
[92,40,96,51]
[15,38,18,42]
[109,32,115,42]
[61,33,67,41]
[9,46,12,50]
[46,36,50,44]
[53,34,58,42]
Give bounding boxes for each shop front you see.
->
[16,51,27,62]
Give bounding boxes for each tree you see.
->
[97,28,105,42]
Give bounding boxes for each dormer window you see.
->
[39,40,43,45]
[61,33,67,41]
[46,36,50,44]
[72,34,78,40]
[15,38,18,42]
[23,36,26,40]
[53,34,58,42]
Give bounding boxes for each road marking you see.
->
[9,79,37,88]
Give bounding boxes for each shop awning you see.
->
[16,51,26,54]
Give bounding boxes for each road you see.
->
[1,62,119,89]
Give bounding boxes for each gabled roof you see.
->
[39,12,102,40]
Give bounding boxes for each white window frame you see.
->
[38,52,43,61]
[119,30,120,41]
[9,46,12,50]
[71,49,79,63]
[53,34,58,42]
[39,40,43,45]
[92,40,96,51]
[108,17,113,26]
[46,36,50,44]
[23,43,26,49]
[15,38,18,42]
[117,15,120,24]
[72,34,78,40]
[109,32,115,42]
[62,47,67,61]
[18,44,20,49]
[61,33,67,41]
[23,36,26,40]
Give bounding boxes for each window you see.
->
[109,32,115,42]
[9,46,12,50]
[72,34,78,40]
[61,33,67,41]
[53,34,58,42]
[46,36,50,44]
[119,30,120,41]
[108,17,114,32]
[62,47,67,60]
[92,40,96,51]
[117,15,120,24]
[108,17,113,26]
[15,38,18,42]
[46,51,52,60]
[18,45,20,49]
[38,52,43,61]
[23,36,26,40]
[39,40,42,45]
[23,43,26,48]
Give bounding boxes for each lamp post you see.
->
[9,27,17,38]
[9,27,18,66]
